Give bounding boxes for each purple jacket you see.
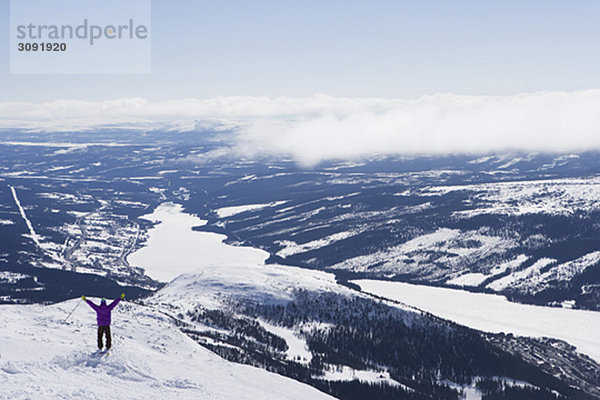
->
[86,298,121,326]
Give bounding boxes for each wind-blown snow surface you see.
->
[354,280,600,363]
[0,299,333,400]
[128,202,268,282]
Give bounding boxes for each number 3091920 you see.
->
[18,42,67,52]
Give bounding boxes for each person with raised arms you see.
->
[81,293,125,351]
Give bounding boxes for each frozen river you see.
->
[354,279,600,363]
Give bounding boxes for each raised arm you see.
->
[86,299,100,311]
[107,297,121,311]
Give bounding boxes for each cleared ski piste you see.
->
[353,279,600,363]
[128,202,269,282]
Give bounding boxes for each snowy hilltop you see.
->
[0,297,334,400]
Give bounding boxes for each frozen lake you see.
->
[128,202,269,282]
[354,279,600,363]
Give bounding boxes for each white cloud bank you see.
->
[1,90,599,165]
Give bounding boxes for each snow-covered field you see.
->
[0,299,333,400]
[486,258,555,291]
[447,255,529,287]
[331,227,516,276]
[215,201,287,218]
[258,320,313,364]
[128,202,269,282]
[0,272,29,284]
[321,365,405,389]
[354,279,600,363]
[418,176,600,216]
[275,231,358,258]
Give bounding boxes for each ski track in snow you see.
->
[0,299,334,400]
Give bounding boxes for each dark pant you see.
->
[97,325,111,349]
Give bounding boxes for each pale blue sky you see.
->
[1,0,600,101]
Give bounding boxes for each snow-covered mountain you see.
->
[2,129,600,398]
[3,259,596,399]
[0,297,334,400]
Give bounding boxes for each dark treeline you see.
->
[178,288,592,400]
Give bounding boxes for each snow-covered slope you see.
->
[151,262,346,310]
[0,298,333,400]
